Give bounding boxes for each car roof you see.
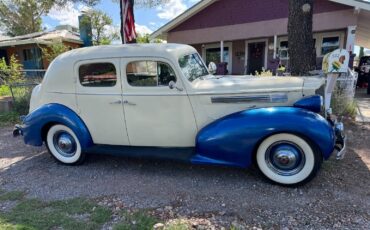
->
[56,43,197,63]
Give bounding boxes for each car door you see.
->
[121,57,197,147]
[75,59,129,145]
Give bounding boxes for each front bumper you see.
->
[333,120,346,160]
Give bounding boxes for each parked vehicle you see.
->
[13,44,345,186]
[355,56,370,90]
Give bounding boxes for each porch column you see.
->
[220,40,224,62]
[346,25,357,54]
[273,35,277,59]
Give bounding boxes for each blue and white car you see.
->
[14,44,345,186]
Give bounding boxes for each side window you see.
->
[126,61,176,87]
[79,63,117,87]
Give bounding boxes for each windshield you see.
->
[178,53,209,82]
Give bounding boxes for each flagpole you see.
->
[120,0,125,44]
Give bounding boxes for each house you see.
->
[0,26,83,72]
[150,0,370,75]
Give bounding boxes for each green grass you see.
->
[0,85,11,96]
[0,191,25,201]
[0,190,112,230]
[113,211,158,230]
[0,111,20,126]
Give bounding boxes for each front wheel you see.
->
[256,133,321,186]
[46,124,85,165]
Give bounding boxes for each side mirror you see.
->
[208,62,217,74]
[168,81,183,91]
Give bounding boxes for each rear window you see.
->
[79,63,117,87]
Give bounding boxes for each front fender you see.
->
[21,103,93,148]
[193,107,335,168]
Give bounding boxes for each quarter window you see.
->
[79,63,117,87]
[126,61,176,87]
[321,36,340,55]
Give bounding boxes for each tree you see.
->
[0,56,23,85]
[288,0,316,76]
[0,0,50,36]
[136,33,163,43]
[81,9,119,45]
[0,0,99,36]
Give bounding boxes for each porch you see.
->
[191,29,351,75]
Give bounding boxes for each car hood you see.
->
[191,75,306,94]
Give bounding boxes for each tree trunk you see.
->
[288,0,316,76]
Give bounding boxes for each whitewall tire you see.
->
[256,133,321,186]
[46,124,85,165]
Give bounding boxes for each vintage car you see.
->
[14,44,345,186]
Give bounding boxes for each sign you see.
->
[322,49,349,73]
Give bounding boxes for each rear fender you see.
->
[21,103,93,148]
[193,107,335,168]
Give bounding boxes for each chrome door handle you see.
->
[110,100,122,105]
[123,100,136,106]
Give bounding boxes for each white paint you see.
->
[120,57,197,147]
[75,58,130,146]
[346,25,357,53]
[325,73,339,112]
[273,35,277,59]
[220,40,224,63]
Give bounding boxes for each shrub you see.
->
[0,55,23,85]
[12,87,32,114]
[0,85,11,96]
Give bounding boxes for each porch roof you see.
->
[0,30,83,48]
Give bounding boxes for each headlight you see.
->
[293,95,322,113]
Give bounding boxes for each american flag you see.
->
[120,0,137,43]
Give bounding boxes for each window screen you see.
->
[126,61,176,87]
[79,63,117,87]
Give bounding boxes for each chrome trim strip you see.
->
[211,93,288,104]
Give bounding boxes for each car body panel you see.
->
[194,107,335,168]
[21,103,93,148]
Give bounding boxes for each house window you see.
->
[126,61,176,87]
[321,36,340,55]
[79,63,117,87]
[23,49,34,61]
[278,41,289,59]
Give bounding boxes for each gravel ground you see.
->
[0,121,369,229]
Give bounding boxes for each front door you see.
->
[247,42,265,75]
[121,57,197,147]
[75,59,129,146]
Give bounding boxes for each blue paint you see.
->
[20,104,93,149]
[193,107,335,168]
[293,95,322,113]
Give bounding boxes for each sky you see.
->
[42,0,200,36]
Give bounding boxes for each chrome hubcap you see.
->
[53,131,76,157]
[265,141,305,176]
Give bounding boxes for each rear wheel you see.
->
[46,124,85,165]
[256,133,321,186]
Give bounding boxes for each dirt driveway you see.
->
[0,121,369,229]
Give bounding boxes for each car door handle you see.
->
[109,100,122,105]
[123,100,136,106]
